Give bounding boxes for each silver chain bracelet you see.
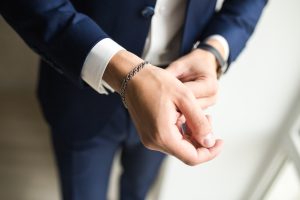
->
[119,61,149,108]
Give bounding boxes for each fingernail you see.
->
[202,133,215,148]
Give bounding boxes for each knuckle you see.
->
[206,79,219,96]
[202,96,217,108]
[179,94,189,105]
[197,121,212,137]
[179,89,194,103]
[211,96,217,105]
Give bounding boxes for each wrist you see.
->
[125,64,168,109]
[197,40,227,78]
[204,38,226,60]
[103,50,144,92]
[119,61,150,108]
[192,48,218,73]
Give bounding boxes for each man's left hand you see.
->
[166,47,220,109]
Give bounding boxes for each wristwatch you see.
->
[197,43,228,79]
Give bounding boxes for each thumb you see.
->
[176,90,215,148]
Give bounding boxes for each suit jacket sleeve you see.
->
[0,0,108,85]
[201,0,268,65]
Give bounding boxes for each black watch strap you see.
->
[197,43,228,77]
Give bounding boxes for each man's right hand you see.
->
[103,50,223,166]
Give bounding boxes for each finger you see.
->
[166,128,224,165]
[197,139,224,161]
[201,115,216,147]
[176,90,214,148]
[176,114,186,134]
[196,96,217,110]
[205,115,212,125]
[183,115,216,148]
[206,115,213,125]
[184,79,218,98]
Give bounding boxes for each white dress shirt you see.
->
[81,0,229,94]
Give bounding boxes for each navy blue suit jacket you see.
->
[0,0,267,139]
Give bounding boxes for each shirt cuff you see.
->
[205,35,230,61]
[81,38,124,94]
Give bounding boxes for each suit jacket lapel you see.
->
[180,0,217,55]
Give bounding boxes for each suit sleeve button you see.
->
[141,6,155,18]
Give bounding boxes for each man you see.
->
[0,0,267,199]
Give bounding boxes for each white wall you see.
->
[159,0,300,199]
